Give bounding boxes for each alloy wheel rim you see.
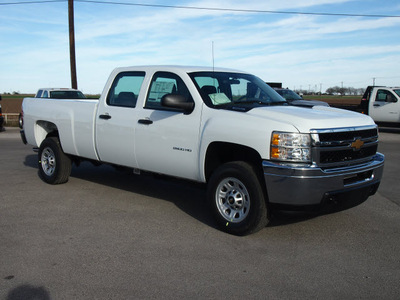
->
[41,147,56,176]
[215,177,250,223]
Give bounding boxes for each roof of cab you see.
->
[37,88,82,91]
[111,65,245,74]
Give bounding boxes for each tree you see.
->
[325,86,364,95]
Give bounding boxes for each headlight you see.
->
[270,132,311,162]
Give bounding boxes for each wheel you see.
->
[18,113,23,129]
[38,137,72,184]
[208,161,269,235]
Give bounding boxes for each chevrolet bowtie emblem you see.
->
[351,139,364,150]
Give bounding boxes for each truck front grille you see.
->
[318,128,378,143]
[311,126,379,168]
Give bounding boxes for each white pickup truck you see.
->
[360,86,400,125]
[21,66,385,235]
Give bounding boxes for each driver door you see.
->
[370,89,400,123]
[135,71,201,180]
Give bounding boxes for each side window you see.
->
[42,91,48,98]
[145,72,192,110]
[376,90,395,102]
[36,90,43,98]
[107,71,145,108]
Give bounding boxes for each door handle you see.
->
[138,118,153,125]
[99,114,112,120]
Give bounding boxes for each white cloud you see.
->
[1,0,399,93]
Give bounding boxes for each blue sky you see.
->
[1,0,400,94]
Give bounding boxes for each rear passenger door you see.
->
[96,71,145,167]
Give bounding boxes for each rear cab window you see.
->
[49,91,86,99]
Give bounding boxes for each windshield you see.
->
[189,72,286,110]
[394,89,400,97]
[275,89,302,101]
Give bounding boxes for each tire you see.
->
[207,161,269,235]
[38,137,72,184]
[18,113,23,129]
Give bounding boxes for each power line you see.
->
[0,0,65,5]
[2,0,400,18]
[75,0,400,18]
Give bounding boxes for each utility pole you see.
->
[68,0,77,89]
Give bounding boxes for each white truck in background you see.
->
[0,95,4,131]
[35,88,86,99]
[331,86,400,125]
[18,88,87,129]
[360,86,400,125]
[20,66,385,235]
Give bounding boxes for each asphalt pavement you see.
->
[0,127,399,299]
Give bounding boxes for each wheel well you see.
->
[35,121,59,146]
[205,142,263,182]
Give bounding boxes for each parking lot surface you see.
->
[1,127,399,299]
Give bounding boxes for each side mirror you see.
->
[386,94,398,103]
[161,94,194,114]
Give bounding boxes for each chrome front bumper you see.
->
[263,153,385,206]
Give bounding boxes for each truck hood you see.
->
[247,105,375,132]
[288,99,330,107]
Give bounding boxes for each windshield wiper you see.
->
[233,100,287,106]
[232,100,265,105]
[268,101,288,106]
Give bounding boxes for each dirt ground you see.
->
[1,94,361,127]
[303,95,360,106]
[1,96,26,126]
[2,95,361,114]
[1,97,25,114]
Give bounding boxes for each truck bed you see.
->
[22,98,100,160]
